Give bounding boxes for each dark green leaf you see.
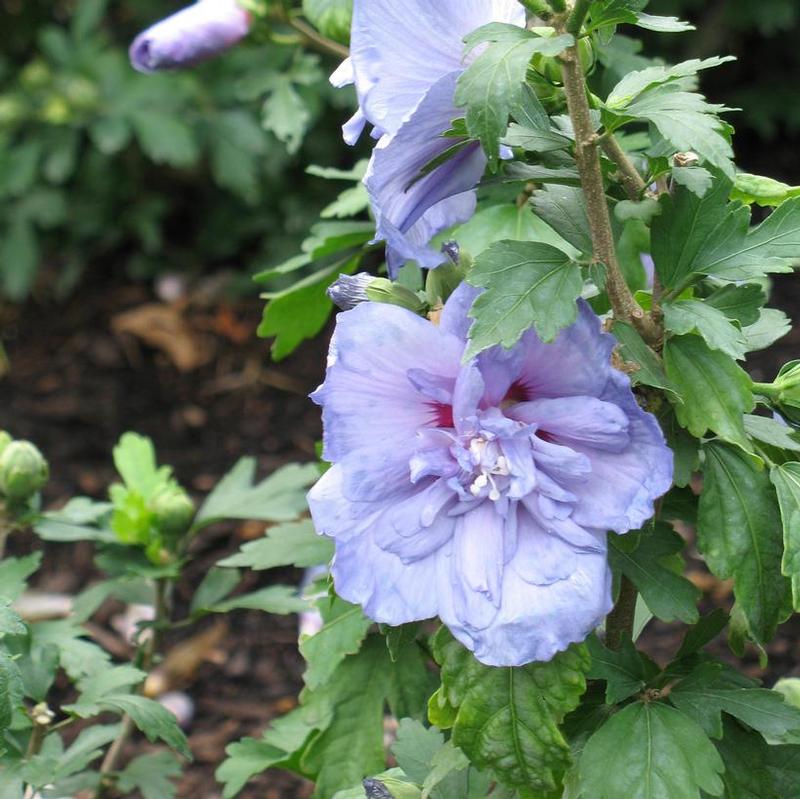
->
[531,184,593,254]
[676,609,730,659]
[664,335,753,450]
[117,751,182,799]
[769,463,800,611]
[712,717,779,799]
[465,240,582,358]
[300,596,372,691]
[705,284,765,327]
[610,524,701,623]
[586,634,657,704]
[698,442,790,643]
[612,321,677,396]
[456,26,573,168]
[766,745,800,796]
[578,702,724,798]
[664,300,747,360]
[432,628,589,793]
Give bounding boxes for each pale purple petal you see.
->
[130,0,250,73]
[365,72,487,275]
[345,0,526,139]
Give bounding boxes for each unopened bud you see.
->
[130,0,251,74]
[150,484,195,539]
[0,432,12,459]
[0,441,49,502]
[327,272,375,310]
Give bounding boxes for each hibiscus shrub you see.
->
[6,0,800,797]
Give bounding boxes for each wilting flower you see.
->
[130,0,251,74]
[331,0,526,276]
[308,286,673,666]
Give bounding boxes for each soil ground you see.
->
[1,271,799,797]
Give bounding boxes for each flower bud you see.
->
[130,0,251,74]
[365,279,427,315]
[0,441,49,502]
[150,485,195,539]
[0,432,12,459]
[327,273,375,310]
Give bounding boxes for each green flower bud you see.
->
[753,361,800,424]
[0,432,12,459]
[0,441,49,502]
[366,279,428,315]
[150,484,195,539]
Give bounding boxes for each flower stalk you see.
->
[558,16,661,345]
[604,575,638,650]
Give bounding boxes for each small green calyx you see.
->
[753,361,800,424]
[0,440,49,502]
[150,484,196,539]
[366,279,427,315]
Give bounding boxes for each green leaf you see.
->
[302,0,352,43]
[578,702,725,799]
[705,283,766,327]
[743,309,792,352]
[456,25,573,168]
[0,554,42,602]
[769,463,800,610]
[219,519,333,570]
[663,335,753,449]
[104,695,190,758]
[196,460,317,527]
[0,602,25,637]
[117,751,181,799]
[672,165,713,197]
[712,717,779,799]
[432,628,589,793]
[0,651,23,733]
[675,609,730,659]
[300,636,404,798]
[300,596,372,691]
[258,257,359,360]
[113,432,172,498]
[263,78,311,155]
[586,634,657,704]
[609,524,701,623]
[53,723,122,780]
[671,664,800,740]
[766,745,800,796]
[698,442,790,643]
[207,585,308,615]
[611,321,678,396]
[530,184,593,254]
[746,417,800,454]
[606,57,735,110]
[634,12,694,33]
[731,173,800,207]
[664,300,747,360]
[190,567,241,615]
[131,110,199,168]
[34,497,115,543]
[465,240,581,358]
[421,742,470,799]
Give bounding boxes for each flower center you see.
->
[466,436,511,502]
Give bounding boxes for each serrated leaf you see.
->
[465,240,581,358]
[0,651,23,732]
[698,442,790,643]
[104,695,190,757]
[117,751,181,799]
[672,165,713,197]
[300,596,372,691]
[611,321,678,396]
[0,553,42,602]
[672,665,800,740]
[769,463,800,611]
[263,78,311,155]
[432,628,589,793]
[190,567,241,614]
[675,609,730,659]
[579,702,725,798]
[219,519,333,570]
[0,601,25,636]
[766,744,800,796]
[746,416,800,453]
[131,110,199,168]
[664,299,747,360]
[712,717,780,799]
[705,284,766,326]
[663,334,753,449]
[635,12,694,32]
[742,309,792,352]
[610,524,701,624]
[207,585,308,615]
[196,460,317,527]
[530,184,593,254]
[113,432,172,498]
[34,497,115,543]
[456,25,573,168]
[586,634,657,704]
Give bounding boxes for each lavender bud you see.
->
[130,0,251,74]
[327,272,375,310]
